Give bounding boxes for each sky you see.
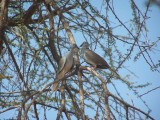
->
[108,0,160,119]
[1,0,160,120]
[77,0,160,119]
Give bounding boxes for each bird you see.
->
[80,41,119,78]
[52,44,76,91]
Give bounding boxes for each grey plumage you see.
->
[80,42,119,78]
[52,44,76,91]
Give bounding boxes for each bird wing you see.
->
[65,51,74,72]
[56,50,73,79]
[84,49,109,68]
[57,56,67,74]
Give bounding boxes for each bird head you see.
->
[80,41,89,48]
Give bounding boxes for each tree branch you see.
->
[22,81,54,119]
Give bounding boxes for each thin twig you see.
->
[22,81,54,119]
[139,86,160,97]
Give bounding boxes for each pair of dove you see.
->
[52,41,119,91]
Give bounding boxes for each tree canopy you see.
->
[0,0,160,120]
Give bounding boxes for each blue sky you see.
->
[79,0,160,119]
[1,1,160,120]
[110,0,160,119]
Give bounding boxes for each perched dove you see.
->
[52,44,76,91]
[80,42,119,78]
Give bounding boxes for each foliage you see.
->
[0,0,159,120]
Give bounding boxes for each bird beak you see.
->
[80,42,84,47]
